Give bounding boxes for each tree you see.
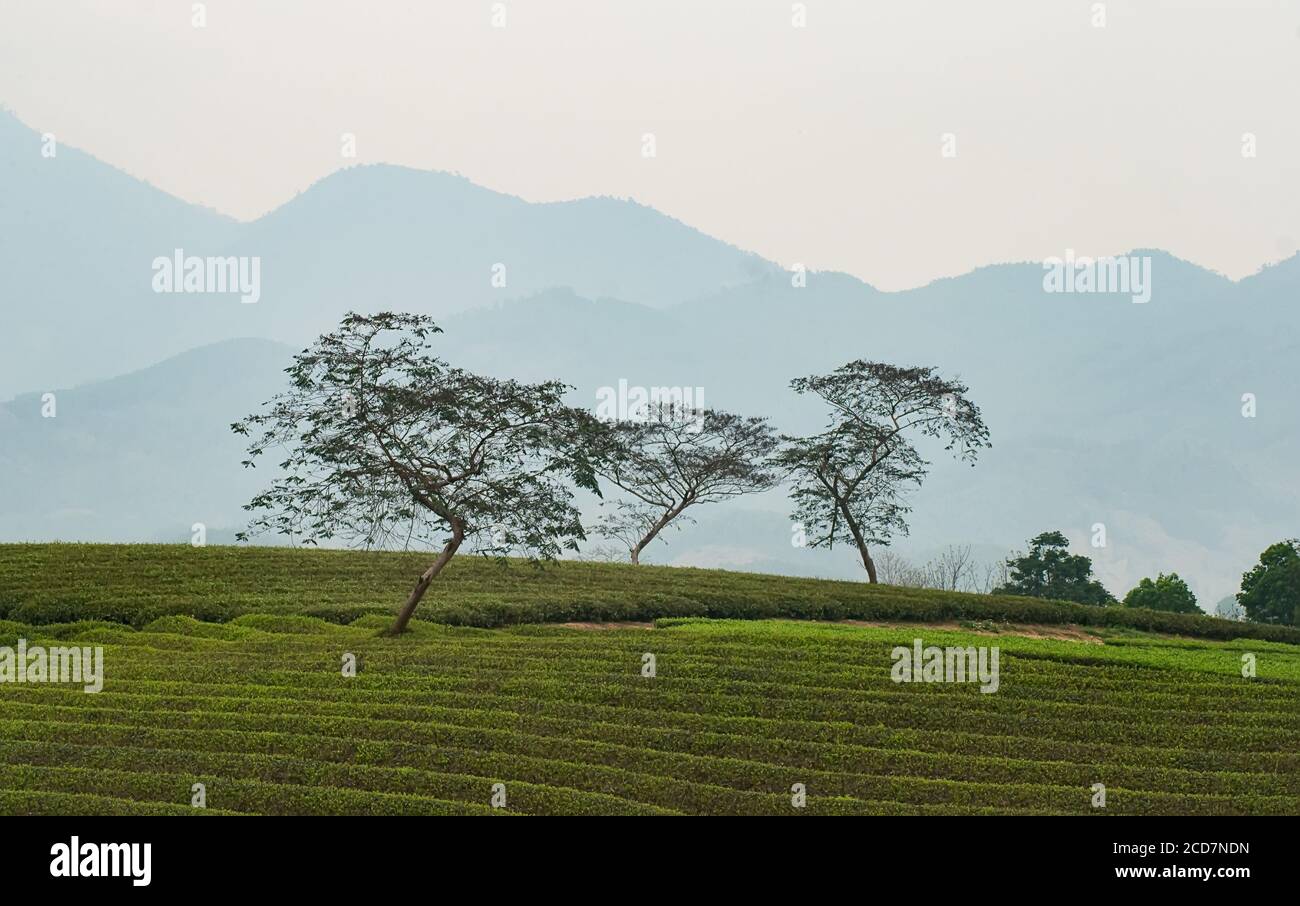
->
[592,405,780,564]
[876,550,926,587]
[976,558,1011,595]
[777,361,990,582]
[873,546,1008,593]
[232,312,601,635]
[924,544,976,592]
[1122,572,1199,614]
[1237,540,1300,626]
[993,531,1115,605]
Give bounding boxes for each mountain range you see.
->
[2,109,1298,607]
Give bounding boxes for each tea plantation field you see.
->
[0,544,1297,815]
[4,544,1297,643]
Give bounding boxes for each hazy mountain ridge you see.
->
[2,110,1298,606]
[0,111,775,398]
[0,338,294,542]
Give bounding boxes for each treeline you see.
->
[888,530,1298,628]
[233,312,989,633]
[232,312,1296,635]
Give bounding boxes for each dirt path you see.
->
[559,621,655,631]
[558,618,1105,643]
[836,620,1105,644]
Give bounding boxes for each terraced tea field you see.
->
[4,544,1297,643]
[1,545,1297,815]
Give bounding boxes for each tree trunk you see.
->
[858,543,879,584]
[386,522,464,635]
[836,498,878,583]
[630,500,690,565]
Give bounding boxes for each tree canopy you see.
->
[777,361,989,582]
[592,405,779,564]
[993,531,1115,605]
[232,312,601,634]
[1237,540,1300,626]
[1122,572,1199,614]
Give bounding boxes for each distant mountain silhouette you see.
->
[2,109,1298,606]
[0,111,773,397]
[0,338,292,542]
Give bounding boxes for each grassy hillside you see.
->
[0,615,1298,815]
[1,544,1297,816]
[1,544,1294,644]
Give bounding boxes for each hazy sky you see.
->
[2,0,1298,289]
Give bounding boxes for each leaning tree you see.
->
[777,361,989,583]
[232,312,601,635]
[592,404,780,564]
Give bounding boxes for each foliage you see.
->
[3,544,1297,644]
[591,405,779,563]
[778,361,989,582]
[0,608,1296,815]
[994,531,1115,606]
[231,312,601,632]
[1123,572,1200,615]
[1237,540,1300,626]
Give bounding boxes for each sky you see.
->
[2,0,1298,290]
